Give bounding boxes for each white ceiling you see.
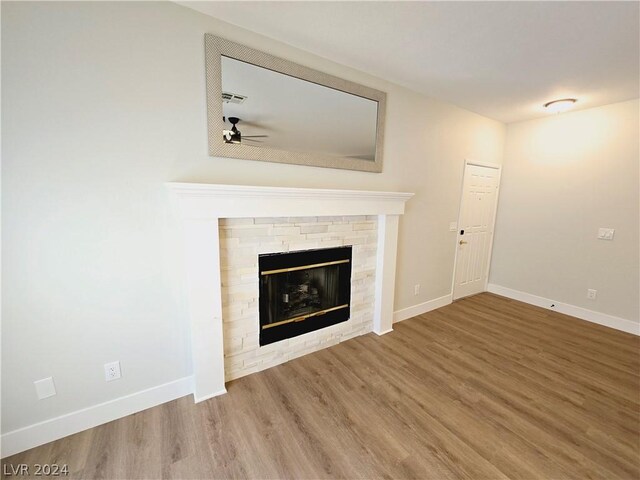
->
[222,56,378,159]
[182,1,639,124]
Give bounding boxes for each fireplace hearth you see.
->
[259,246,352,345]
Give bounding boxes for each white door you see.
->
[453,162,501,300]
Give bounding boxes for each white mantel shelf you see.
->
[168,183,413,402]
[168,183,414,218]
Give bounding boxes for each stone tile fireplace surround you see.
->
[221,216,376,380]
[168,183,413,402]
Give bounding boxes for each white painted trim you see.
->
[167,183,413,203]
[182,218,226,401]
[373,214,400,335]
[193,388,228,404]
[1,376,193,458]
[464,159,502,169]
[167,183,414,219]
[168,183,413,401]
[487,284,640,336]
[374,328,394,336]
[393,294,453,323]
[450,162,467,299]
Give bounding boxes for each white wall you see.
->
[1,1,504,437]
[490,99,639,323]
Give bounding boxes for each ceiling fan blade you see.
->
[235,119,269,129]
[243,135,269,138]
[243,138,264,143]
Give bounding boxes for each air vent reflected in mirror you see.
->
[222,91,247,104]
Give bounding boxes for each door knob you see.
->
[459,240,468,245]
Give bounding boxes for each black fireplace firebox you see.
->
[259,246,352,346]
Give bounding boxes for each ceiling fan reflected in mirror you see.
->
[222,117,269,144]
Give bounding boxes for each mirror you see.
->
[205,35,386,172]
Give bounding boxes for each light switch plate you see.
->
[597,228,615,240]
[449,222,458,232]
[34,377,56,399]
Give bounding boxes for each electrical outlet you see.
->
[34,377,56,399]
[587,289,597,300]
[414,284,420,296]
[104,361,121,382]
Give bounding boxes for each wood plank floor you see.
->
[3,293,639,479]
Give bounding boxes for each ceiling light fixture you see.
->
[544,98,577,114]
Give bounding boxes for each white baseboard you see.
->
[9,285,632,458]
[393,293,453,323]
[374,328,394,336]
[487,284,639,336]
[1,376,193,458]
[193,388,227,404]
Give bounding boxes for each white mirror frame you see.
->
[205,34,386,173]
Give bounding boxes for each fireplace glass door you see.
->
[259,247,352,345]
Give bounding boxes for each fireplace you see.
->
[169,183,412,401]
[259,246,352,346]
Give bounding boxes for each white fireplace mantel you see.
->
[168,183,413,402]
